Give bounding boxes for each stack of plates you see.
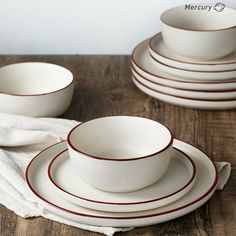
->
[131,34,236,110]
[25,139,218,227]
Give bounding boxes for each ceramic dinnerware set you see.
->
[0,5,228,229]
[25,116,218,227]
[131,6,236,110]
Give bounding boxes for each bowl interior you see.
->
[69,116,172,159]
[0,62,73,95]
[161,6,236,31]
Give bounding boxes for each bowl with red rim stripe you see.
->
[67,116,173,193]
[161,6,236,60]
[0,62,74,117]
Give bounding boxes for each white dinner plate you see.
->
[48,147,196,212]
[132,39,236,91]
[132,68,236,100]
[150,55,236,81]
[149,33,236,72]
[26,140,218,227]
[132,76,236,110]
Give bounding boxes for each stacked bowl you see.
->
[131,5,236,110]
[25,116,218,227]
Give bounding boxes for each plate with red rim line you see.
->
[132,60,236,91]
[131,39,236,91]
[132,75,236,110]
[149,33,236,72]
[149,53,236,81]
[47,147,196,212]
[25,140,217,227]
[132,69,236,100]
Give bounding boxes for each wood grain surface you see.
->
[0,55,235,236]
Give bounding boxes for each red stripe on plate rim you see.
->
[47,147,196,205]
[131,64,236,93]
[25,140,218,220]
[131,41,236,84]
[132,73,236,102]
[149,52,236,73]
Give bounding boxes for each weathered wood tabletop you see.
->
[0,55,235,236]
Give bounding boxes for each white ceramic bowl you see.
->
[161,6,236,60]
[0,62,74,117]
[67,116,173,193]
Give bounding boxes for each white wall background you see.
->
[0,0,235,54]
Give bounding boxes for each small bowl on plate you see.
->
[67,116,173,193]
[161,6,236,60]
[0,62,74,117]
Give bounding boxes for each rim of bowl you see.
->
[131,41,236,85]
[67,116,174,161]
[149,33,236,66]
[25,139,218,220]
[131,64,236,93]
[0,62,74,97]
[132,73,236,102]
[160,6,236,32]
[149,53,236,73]
[48,147,196,205]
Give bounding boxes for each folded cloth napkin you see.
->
[0,113,231,236]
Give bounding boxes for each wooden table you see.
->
[0,55,235,236]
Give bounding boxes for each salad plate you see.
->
[149,33,236,72]
[48,147,196,212]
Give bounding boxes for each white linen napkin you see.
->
[0,113,231,236]
[0,113,132,235]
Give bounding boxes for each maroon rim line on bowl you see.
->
[25,140,218,220]
[131,64,236,93]
[67,116,173,161]
[132,73,236,102]
[149,33,236,66]
[131,42,236,85]
[149,52,236,73]
[48,148,196,206]
[0,62,74,97]
[160,6,236,32]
